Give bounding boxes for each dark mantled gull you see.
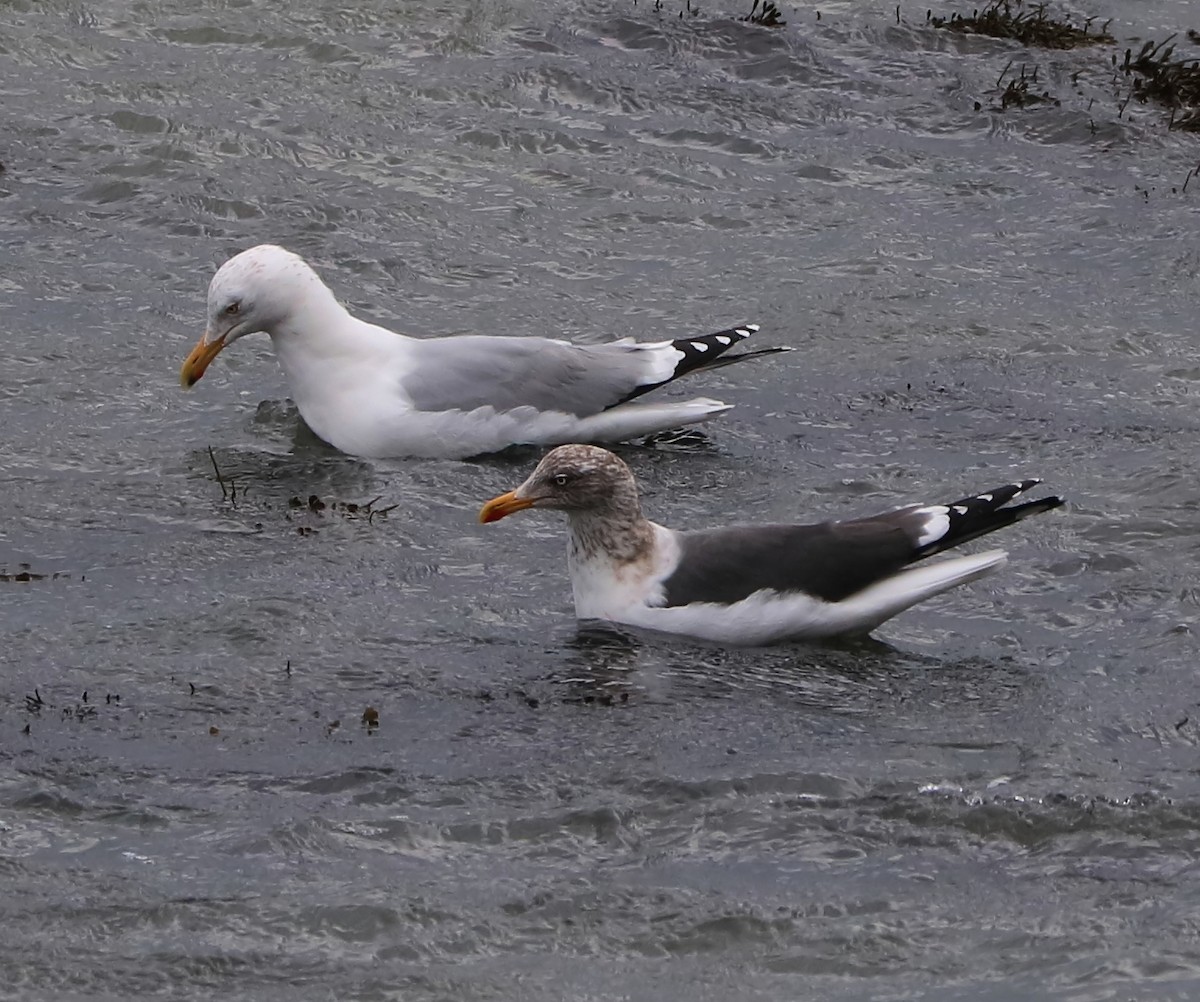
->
[479,445,1065,645]
[179,245,789,459]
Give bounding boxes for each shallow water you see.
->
[4,0,1200,998]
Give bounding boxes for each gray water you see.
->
[4,0,1200,998]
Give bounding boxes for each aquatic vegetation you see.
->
[206,444,245,503]
[202,446,396,535]
[22,687,115,724]
[931,0,1113,50]
[282,494,398,537]
[1125,35,1200,131]
[930,2,1200,131]
[642,0,701,16]
[287,494,398,522]
[0,563,70,582]
[741,0,785,27]
[993,62,1060,110]
[636,0,784,25]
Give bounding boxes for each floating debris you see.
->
[931,0,1113,49]
[1,563,69,583]
[741,0,785,27]
[642,0,701,16]
[361,706,380,728]
[994,63,1060,109]
[1126,35,1200,130]
[206,445,246,503]
[515,689,541,709]
[564,691,631,707]
[209,725,220,736]
[640,0,785,25]
[287,493,397,525]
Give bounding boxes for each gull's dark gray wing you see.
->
[662,521,916,606]
[661,480,1063,607]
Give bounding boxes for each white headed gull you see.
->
[179,245,788,459]
[479,445,1064,645]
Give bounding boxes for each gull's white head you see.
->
[180,244,330,388]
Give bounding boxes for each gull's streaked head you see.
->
[180,244,321,388]
[479,445,639,523]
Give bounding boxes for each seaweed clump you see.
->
[931,0,1113,50]
[741,0,785,26]
[1125,35,1200,131]
[643,0,701,16]
[640,0,784,23]
[993,62,1060,110]
[1,563,69,582]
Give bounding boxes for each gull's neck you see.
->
[255,268,417,453]
[566,496,656,567]
[271,273,351,342]
[266,272,410,387]
[565,499,664,620]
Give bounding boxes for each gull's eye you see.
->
[224,302,240,316]
[552,473,570,488]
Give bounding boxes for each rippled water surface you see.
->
[5,0,1200,998]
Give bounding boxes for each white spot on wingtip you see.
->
[913,505,950,547]
[690,341,709,352]
[977,493,993,503]
[746,323,760,331]
[715,335,732,345]
[952,505,968,515]
[734,328,750,337]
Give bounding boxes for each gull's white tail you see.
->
[836,549,1009,633]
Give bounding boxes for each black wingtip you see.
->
[616,322,787,406]
[670,323,757,362]
[915,480,1063,558]
[666,323,788,379]
[1019,494,1066,516]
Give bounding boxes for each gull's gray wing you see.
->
[399,324,779,416]
[661,481,1063,607]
